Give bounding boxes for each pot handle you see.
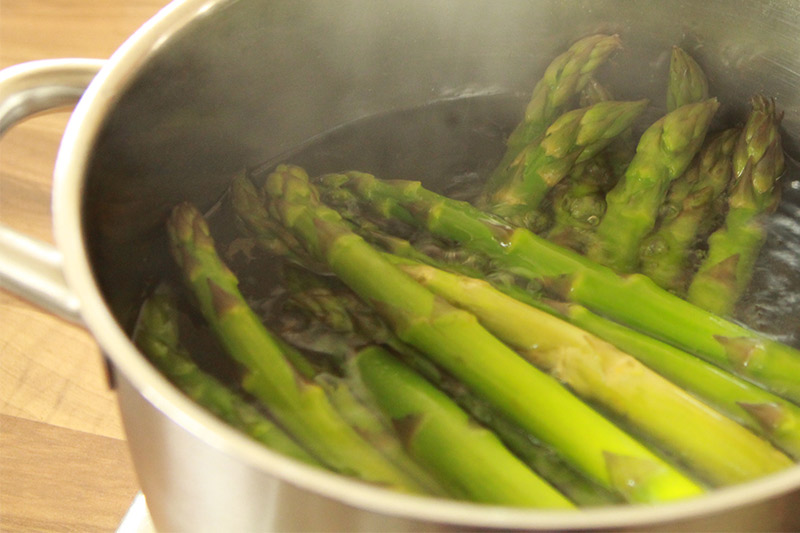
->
[0,59,106,324]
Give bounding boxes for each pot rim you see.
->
[51,0,800,528]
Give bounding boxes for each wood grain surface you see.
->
[0,2,170,530]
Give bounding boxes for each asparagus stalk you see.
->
[319,217,800,462]
[639,128,739,292]
[483,99,648,230]
[544,81,628,251]
[546,157,615,253]
[687,96,785,315]
[230,171,328,272]
[311,372,448,496]
[134,286,320,466]
[588,99,719,272]
[312,215,800,461]
[278,265,620,506]
[391,258,794,485]
[418,263,800,460]
[328,172,800,403]
[264,164,704,503]
[557,302,800,460]
[352,345,575,507]
[231,185,589,500]
[166,201,428,492]
[667,47,710,112]
[579,78,637,179]
[484,34,622,196]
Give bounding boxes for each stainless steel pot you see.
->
[1,1,799,530]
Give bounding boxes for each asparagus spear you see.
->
[545,157,615,253]
[166,201,427,492]
[483,99,648,230]
[484,34,622,196]
[544,81,628,251]
[687,96,785,315]
[278,265,620,506]
[230,171,328,272]
[557,302,800,460]
[305,211,800,462]
[352,345,575,507]
[639,128,739,292]
[311,372,448,496]
[134,286,320,466]
[588,99,719,272]
[327,172,800,403]
[391,257,794,485]
[579,78,637,180]
[264,164,704,503]
[306,212,800,461]
[410,262,800,460]
[667,47,709,112]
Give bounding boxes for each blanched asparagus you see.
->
[134,285,320,466]
[353,345,575,507]
[579,78,637,179]
[232,180,597,502]
[556,302,800,460]
[390,257,794,485]
[263,164,704,503]
[588,99,719,272]
[312,215,800,460]
[326,172,800,403]
[166,201,427,492]
[544,81,626,251]
[667,47,709,112]
[278,265,620,505]
[311,372,448,495]
[484,34,622,196]
[687,96,785,315]
[483,100,648,230]
[423,265,800,460]
[546,157,615,252]
[639,128,739,292]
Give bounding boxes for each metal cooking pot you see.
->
[1,0,799,530]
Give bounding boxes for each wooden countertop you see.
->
[0,2,169,530]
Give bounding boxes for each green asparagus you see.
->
[327,172,800,403]
[544,81,625,251]
[353,345,575,507]
[134,285,320,466]
[639,128,739,292]
[483,99,648,230]
[311,215,800,461]
[588,99,719,272]
[166,201,427,492]
[556,302,800,460]
[546,157,615,253]
[232,181,600,503]
[687,96,785,315]
[667,47,709,112]
[263,164,705,503]
[579,78,637,179]
[484,34,621,196]
[390,257,793,485]
[277,264,620,506]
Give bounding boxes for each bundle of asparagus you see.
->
[134,34,799,510]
